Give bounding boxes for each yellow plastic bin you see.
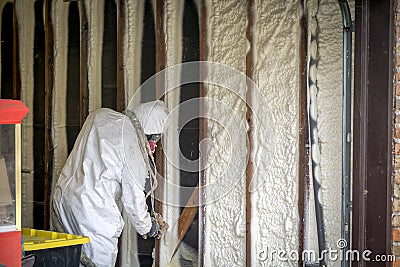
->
[22,228,89,267]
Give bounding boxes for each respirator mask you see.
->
[146,134,161,154]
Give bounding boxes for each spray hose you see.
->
[125,110,158,214]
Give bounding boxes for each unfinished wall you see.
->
[203,1,247,266]
[8,0,351,266]
[251,1,300,266]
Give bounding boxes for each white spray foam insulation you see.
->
[15,0,34,227]
[51,1,68,196]
[9,0,353,264]
[315,1,354,265]
[86,0,104,112]
[204,1,247,266]
[124,0,143,108]
[303,0,319,260]
[251,1,300,266]
[159,0,184,265]
[119,1,144,266]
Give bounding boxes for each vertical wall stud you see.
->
[298,1,309,266]
[154,0,165,266]
[116,0,126,112]
[245,0,254,266]
[79,1,89,126]
[199,1,207,266]
[44,0,54,229]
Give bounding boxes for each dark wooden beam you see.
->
[199,0,207,266]
[297,1,309,266]
[116,0,126,112]
[352,0,393,265]
[13,3,21,100]
[79,1,88,126]
[44,0,54,230]
[245,0,254,266]
[154,0,165,266]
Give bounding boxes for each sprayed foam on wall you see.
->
[204,1,247,266]
[124,0,143,108]
[159,0,184,265]
[15,0,34,228]
[118,1,144,266]
[315,1,354,265]
[51,1,69,195]
[11,0,352,265]
[250,1,301,266]
[87,0,104,112]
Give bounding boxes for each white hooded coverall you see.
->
[52,101,168,267]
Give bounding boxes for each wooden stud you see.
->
[44,0,54,230]
[79,1,89,126]
[116,0,126,112]
[199,0,207,265]
[245,0,254,266]
[154,0,165,266]
[297,1,309,266]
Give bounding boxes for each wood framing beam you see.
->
[199,1,207,265]
[169,184,199,257]
[44,0,54,230]
[79,1,88,126]
[245,0,254,266]
[298,1,309,266]
[352,0,393,265]
[116,0,126,112]
[154,0,165,266]
[13,2,21,100]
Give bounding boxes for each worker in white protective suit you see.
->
[52,100,169,267]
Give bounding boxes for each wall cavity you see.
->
[86,0,104,112]
[51,0,68,194]
[314,2,350,266]
[251,1,300,266]
[124,0,143,108]
[160,0,184,265]
[204,1,247,266]
[15,0,34,228]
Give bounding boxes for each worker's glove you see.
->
[146,217,160,238]
[154,213,169,239]
[142,213,169,240]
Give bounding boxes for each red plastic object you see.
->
[0,99,29,124]
[0,231,21,267]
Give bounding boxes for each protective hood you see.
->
[130,100,169,135]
